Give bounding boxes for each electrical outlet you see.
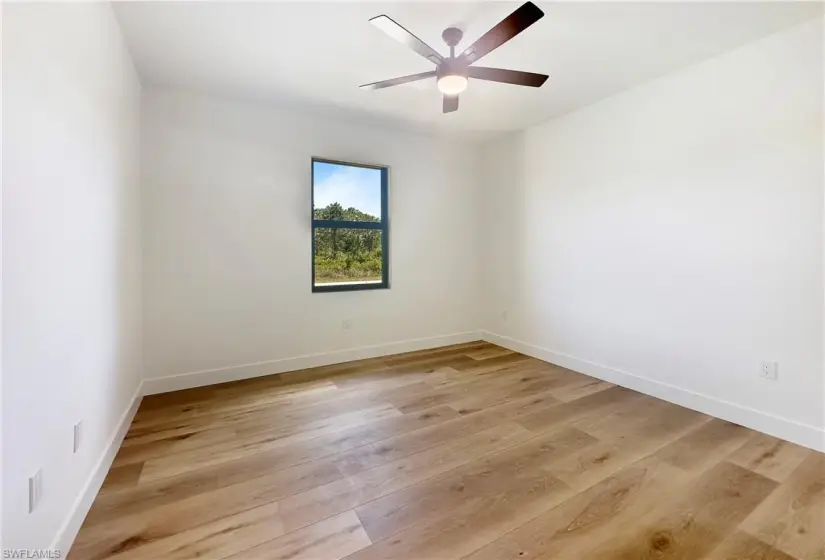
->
[29,469,42,513]
[342,319,352,330]
[760,361,778,380]
[501,310,508,321]
[73,421,82,454]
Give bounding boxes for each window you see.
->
[312,158,389,292]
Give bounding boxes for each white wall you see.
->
[2,3,142,549]
[141,88,481,387]
[481,18,824,449]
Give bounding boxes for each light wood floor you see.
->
[70,342,824,560]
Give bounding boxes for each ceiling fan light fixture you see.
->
[437,74,468,95]
[363,3,548,113]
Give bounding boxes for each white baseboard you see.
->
[142,331,483,395]
[482,330,825,453]
[51,382,144,554]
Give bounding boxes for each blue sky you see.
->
[313,161,381,218]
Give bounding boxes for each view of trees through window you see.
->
[313,214,382,284]
[312,160,386,287]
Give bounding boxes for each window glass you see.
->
[313,228,383,287]
[313,161,382,222]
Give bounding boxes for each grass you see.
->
[315,271,382,284]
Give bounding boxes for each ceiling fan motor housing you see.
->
[437,56,469,80]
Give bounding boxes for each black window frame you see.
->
[311,157,390,293]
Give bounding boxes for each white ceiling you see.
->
[114,1,822,133]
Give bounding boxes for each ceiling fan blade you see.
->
[370,15,444,65]
[360,71,437,90]
[469,67,548,87]
[460,2,544,64]
[443,95,459,113]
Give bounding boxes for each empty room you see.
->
[2,1,824,558]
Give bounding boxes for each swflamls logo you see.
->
[3,550,61,559]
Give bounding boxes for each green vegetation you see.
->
[314,203,382,284]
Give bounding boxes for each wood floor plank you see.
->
[331,365,454,392]
[424,358,569,393]
[93,501,284,560]
[550,378,616,402]
[136,405,403,482]
[581,461,778,559]
[571,393,672,439]
[121,419,238,448]
[224,510,371,560]
[354,426,596,543]
[464,457,692,560]
[380,341,490,367]
[654,417,754,472]
[130,387,381,437]
[728,432,812,482]
[82,447,344,527]
[550,400,710,491]
[448,384,563,422]
[130,394,399,443]
[515,385,644,434]
[115,426,238,463]
[277,422,532,533]
[327,407,527,477]
[447,351,530,372]
[68,342,823,560]
[132,380,340,427]
[445,366,602,415]
[97,462,144,495]
[122,395,400,449]
[383,365,570,414]
[73,486,281,559]
[346,472,571,560]
[739,453,825,560]
[465,346,515,360]
[706,531,799,560]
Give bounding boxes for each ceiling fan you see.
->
[360,2,548,114]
